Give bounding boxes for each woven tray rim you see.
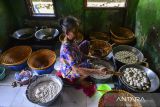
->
[110,27,135,40]
[27,49,56,70]
[59,32,83,43]
[0,46,32,66]
[89,32,110,41]
[98,90,142,107]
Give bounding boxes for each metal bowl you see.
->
[112,45,146,69]
[12,28,35,40]
[119,64,160,92]
[35,28,59,40]
[90,59,115,81]
[26,74,63,106]
[113,45,144,63]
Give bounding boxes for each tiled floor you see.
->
[0,68,114,107]
[1,68,157,107]
[0,85,103,107]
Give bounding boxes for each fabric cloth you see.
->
[15,70,32,82]
[60,40,91,80]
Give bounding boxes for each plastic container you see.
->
[7,63,27,71]
[97,84,112,97]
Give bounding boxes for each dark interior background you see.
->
[0,0,160,75]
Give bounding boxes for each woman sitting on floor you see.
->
[56,16,109,97]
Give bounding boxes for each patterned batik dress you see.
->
[60,40,91,80]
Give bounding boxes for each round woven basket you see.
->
[0,46,32,66]
[98,90,142,107]
[110,27,135,45]
[89,32,110,41]
[27,49,56,70]
[59,32,83,43]
[89,39,112,57]
[111,36,135,45]
[110,27,135,40]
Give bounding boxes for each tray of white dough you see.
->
[26,74,63,106]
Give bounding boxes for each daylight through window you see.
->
[27,0,56,17]
[86,0,127,8]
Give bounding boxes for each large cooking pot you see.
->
[112,45,147,69]
[118,64,160,92]
[11,28,35,40]
[26,74,63,106]
[89,59,115,83]
[35,28,59,40]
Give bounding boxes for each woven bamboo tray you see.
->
[27,49,56,70]
[110,27,135,40]
[89,32,110,41]
[98,90,142,107]
[111,36,135,45]
[0,46,32,65]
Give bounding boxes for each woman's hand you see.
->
[77,67,108,76]
[87,55,99,60]
[77,68,92,77]
[97,67,108,75]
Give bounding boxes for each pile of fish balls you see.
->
[115,51,138,64]
[123,67,150,91]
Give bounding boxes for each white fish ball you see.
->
[130,81,133,86]
[137,83,141,87]
[146,85,150,89]
[143,87,147,91]
[128,77,132,81]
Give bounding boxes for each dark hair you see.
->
[60,16,79,33]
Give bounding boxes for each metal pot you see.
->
[112,45,148,69]
[119,64,160,92]
[11,28,35,40]
[35,28,59,40]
